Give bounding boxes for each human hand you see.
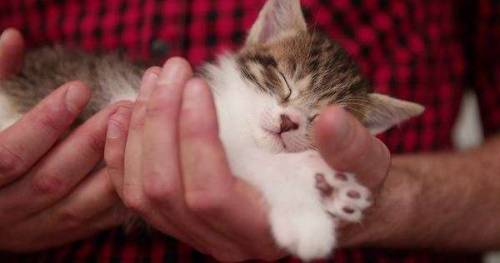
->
[105,58,285,261]
[314,106,397,246]
[0,29,126,252]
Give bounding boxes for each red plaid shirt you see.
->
[1,0,499,262]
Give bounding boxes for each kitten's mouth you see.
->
[261,127,311,153]
[263,128,288,151]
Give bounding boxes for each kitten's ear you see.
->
[362,93,425,135]
[246,0,307,45]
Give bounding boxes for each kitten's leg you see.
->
[232,150,338,260]
[228,149,372,260]
[269,200,336,260]
[259,162,337,260]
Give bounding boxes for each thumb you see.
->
[314,106,390,190]
[0,28,24,79]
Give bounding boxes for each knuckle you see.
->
[145,104,169,119]
[146,97,176,120]
[129,105,147,130]
[0,143,25,177]
[108,115,127,133]
[85,132,106,155]
[143,177,175,203]
[185,191,222,214]
[31,172,65,195]
[122,193,145,213]
[104,153,123,174]
[105,165,123,183]
[104,141,125,168]
[57,207,85,229]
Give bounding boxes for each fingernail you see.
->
[0,28,17,45]
[137,69,159,100]
[107,121,122,139]
[181,79,218,135]
[0,28,10,44]
[0,30,8,44]
[182,79,205,111]
[158,57,190,86]
[107,107,131,139]
[65,82,90,113]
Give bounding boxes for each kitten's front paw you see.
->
[315,172,371,222]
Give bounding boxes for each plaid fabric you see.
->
[0,0,498,262]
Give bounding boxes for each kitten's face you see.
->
[237,31,370,152]
[226,0,423,153]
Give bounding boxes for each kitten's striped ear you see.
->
[363,94,425,135]
[246,0,307,45]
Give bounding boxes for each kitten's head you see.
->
[232,0,423,153]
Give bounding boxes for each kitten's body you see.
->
[0,0,423,260]
[0,47,141,129]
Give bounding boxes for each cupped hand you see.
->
[0,28,126,252]
[105,58,285,261]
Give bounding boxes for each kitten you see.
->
[0,0,423,260]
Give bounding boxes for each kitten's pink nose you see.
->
[280,114,299,133]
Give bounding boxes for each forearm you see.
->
[346,135,500,250]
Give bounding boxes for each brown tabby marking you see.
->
[0,47,143,123]
[237,31,371,122]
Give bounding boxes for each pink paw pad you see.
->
[335,172,348,181]
[315,173,335,197]
[347,190,361,199]
[314,171,371,223]
[342,207,355,214]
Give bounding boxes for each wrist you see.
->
[379,153,473,249]
[372,156,423,246]
[381,155,425,246]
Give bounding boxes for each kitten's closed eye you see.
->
[308,114,319,123]
[278,71,292,101]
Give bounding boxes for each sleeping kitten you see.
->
[0,0,423,260]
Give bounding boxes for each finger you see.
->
[140,61,240,254]
[0,102,128,222]
[314,106,391,190]
[120,67,160,208]
[84,206,126,235]
[179,79,278,258]
[118,65,201,247]
[47,169,124,222]
[0,82,90,186]
[105,105,133,199]
[7,205,125,252]
[138,59,208,243]
[141,57,192,205]
[18,169,127,243]
[0,168,126,252]
[0,28,24,79]
[179,78,234,204]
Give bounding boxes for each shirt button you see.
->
[151,39,170,57]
